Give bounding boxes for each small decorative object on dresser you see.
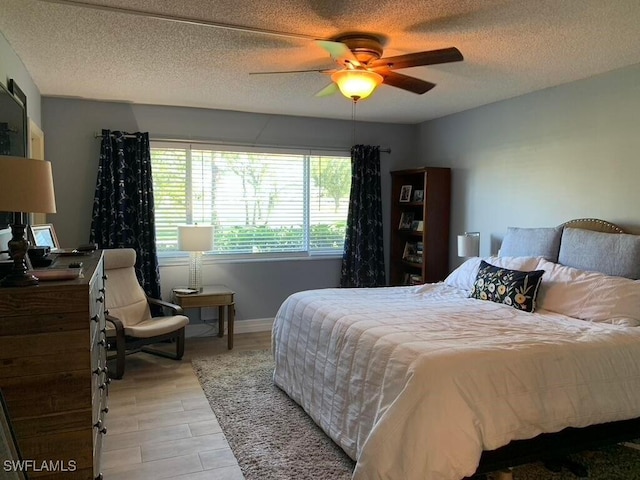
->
[399,184,412,202]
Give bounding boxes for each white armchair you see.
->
[103,248,189,379]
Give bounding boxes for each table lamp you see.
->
[457,232,480,258]
[0,156,57,287]
[178,224,214,292]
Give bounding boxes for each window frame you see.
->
[150,141,351,261]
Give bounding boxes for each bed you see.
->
[271,218,640,480]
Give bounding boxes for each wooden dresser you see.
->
[0,251,108,479]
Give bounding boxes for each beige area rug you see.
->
[192,350,640,480]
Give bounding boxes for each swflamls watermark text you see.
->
[3,460,77,472]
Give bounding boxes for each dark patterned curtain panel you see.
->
[340,144,386,287]
[90,130,161,300]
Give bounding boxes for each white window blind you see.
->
[150,143,351,256]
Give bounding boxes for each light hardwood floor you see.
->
[102,331,272,480]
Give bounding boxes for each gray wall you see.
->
[0,32,41,126]
[416,63,640,269]
[41,98,417,320]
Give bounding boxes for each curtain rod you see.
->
[93,133,391,154]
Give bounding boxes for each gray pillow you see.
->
[558,227,640,279]
[499,226,563,262]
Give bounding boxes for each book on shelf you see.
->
[403,273,423,285]
[402,241,423,264]
[398,212,414,230]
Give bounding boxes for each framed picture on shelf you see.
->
[398,212,414,230]
[412,189,424,202]
[399,185,412,202]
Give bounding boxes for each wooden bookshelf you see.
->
[390,167,451,285]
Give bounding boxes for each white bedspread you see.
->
[272,284,640,480]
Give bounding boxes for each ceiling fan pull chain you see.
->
[351,99,357,146]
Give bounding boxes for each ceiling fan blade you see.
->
[315,40,361,68]
[380,71,436,94]
[249,68,333,75]
[315,83,339,97]
[370,47,463,70]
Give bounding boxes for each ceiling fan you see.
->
[252,33,463,101]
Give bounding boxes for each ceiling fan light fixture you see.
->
[331,69,383,101]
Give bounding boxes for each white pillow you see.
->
[536,258,640,326]
[444,256,542,291]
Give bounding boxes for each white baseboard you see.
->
[234,317,274,334]
[186,317,274,338]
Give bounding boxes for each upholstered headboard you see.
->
[501,218,640,280]
[560,218,625,233]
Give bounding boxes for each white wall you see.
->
[41,98,418,321]
[416,63,640,269]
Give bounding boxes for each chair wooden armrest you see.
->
[147,296,184,315]
[105,314,126,379]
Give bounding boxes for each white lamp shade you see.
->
[0,156,57,213]
[457,232,480,257]
[178,225,214,252]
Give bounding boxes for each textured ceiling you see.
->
[1,0,639,123]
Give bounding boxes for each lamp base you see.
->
[0,271,39,288]
[187,251,203,292]
[0,223,39,288]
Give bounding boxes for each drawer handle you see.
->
[96,296,104,303]
[93,367,103,375]
[99,383,108,390]
[102,406,109,414]
[99,287,106,294]
[95,474,104,480]
[98,427,107,435]
[102,274,108,281]
[98,339,106,347]
[91,315,100,323]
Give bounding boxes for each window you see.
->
[151,143,351,256]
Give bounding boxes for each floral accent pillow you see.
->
[470,260,545,312]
